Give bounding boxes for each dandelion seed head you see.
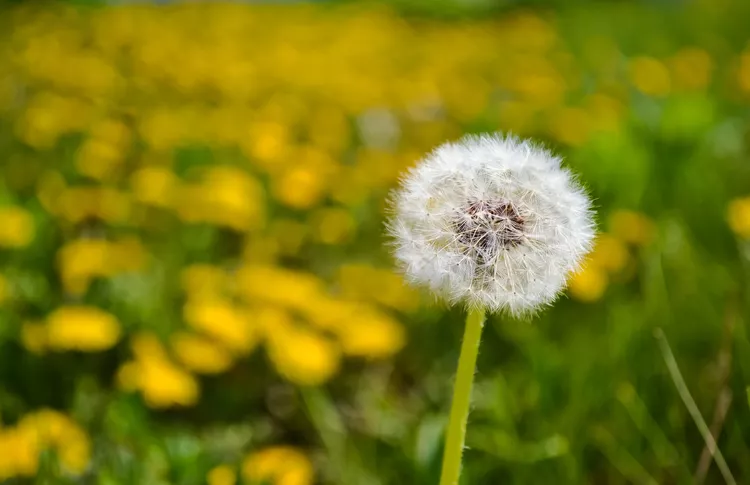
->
[388,133,595,315]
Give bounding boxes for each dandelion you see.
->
[388,133,594,485]
[389,133,594,315]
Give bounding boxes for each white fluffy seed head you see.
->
[388,133,595,316]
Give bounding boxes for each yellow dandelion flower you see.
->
[548,107,592,146]
[0,274,8,304]
[242,446,313,485]
[75,138,124,181]
[273,167,326,209]
[243,122,290,168]
[669,47,713,91]
[203,166,265,232]
[208,464,237,485]
[116,361,141,392]
[21,321,47,355]
[138,109,185,151]
[184,299,258,354]
[36,170,67,215]
[307,106,350,154]
[728,196,750,239]
[267,324,340,386]
[181,264,228,299]
[0,426,39,479]
[110,237,148,272]
[45,306,121,352]
[296,297,360,331]
[96,187,133,223]
[0,206,35,248]
[130,166,177,208]
[124,334,199,408]
[568,265,608,303]
[57,237,146,296]
[237,266,326,310]
[90,118,131,147]
[585,93,624,133]
[337,264,420,312]
[335,311,405,359]
[737,51,750,94]
[19,410,91,475]
[171,332,234,375]
[58,186,131,224]
[57,239,110,295]
[309,208,355,245]
[17,409,91,475]
[139,354,200,408]
[56,429,90,475]
[588,234,629,273]
[629,57,671,97]
[609,210,655,246]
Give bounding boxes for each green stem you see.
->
[439,306,486,485]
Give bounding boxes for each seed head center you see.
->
[456,199,525,254]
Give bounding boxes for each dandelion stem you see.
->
[440,306,485,485]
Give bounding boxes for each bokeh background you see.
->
[1,0,750,483]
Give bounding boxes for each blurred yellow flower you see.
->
[669,47,713,91]
[57,239,109,295]
[0,206,35,248]
[267,323,340,386]
[16,93,92,149]
[629,57,671,97]
[298,297,361,331]
[18,410,91,475]
[12,409,91,476]
[203,166,265,231]
[0,274,8,304]
[237,265,326,310]
[337,264,420,312]
[45,306,121,352]
[310,207,355,245]
[728,196,750,239]
[130,166,177,208]
[90,118,131,147]
[548,107,591,146]
[242,446,313,485]
[36,170,67,214]
[175,166,265,232]
[588,234,629,273]
[273,166,326,209]
[75,138,125,181]
[181,264,228,299]
[568,265,609,302]
[21,321,47,354]
[171,332,234,374]
[208,464,237,485]
[243,122,290,167]
[184,299,258,354]
[335,311,405,358]
[0,426,39,480]
[609,210,655,246]
[57,186,131,224]
[121,333,200,408]
[585,94,624,133]
[57,237,147,295]
[738,51,750,94]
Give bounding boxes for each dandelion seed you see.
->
[389,132,595,315]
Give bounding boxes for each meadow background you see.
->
[1,0,750,483]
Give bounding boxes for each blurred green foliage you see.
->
[0,1,749,484]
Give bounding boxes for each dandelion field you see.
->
[1,0,750,483]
